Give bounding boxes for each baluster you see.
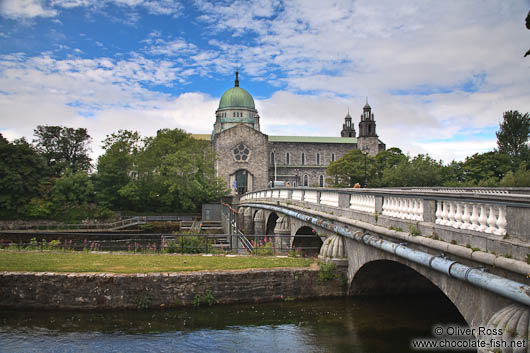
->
[469,204,479,231]
[409,199,415,220]
[389,198,396,217]
[447,202,456,227]
[454,202,463,229]
[461,203,470,230]
[399,199,406,219]
[494,206,507,236]
[477,205,487,232]
[440,201,448,225]
[485,206,497,234]
[358,195,363,212]
[417,199,424,221]
[435,201,443,224]
[411,199,418,220]
[382,198,387,216]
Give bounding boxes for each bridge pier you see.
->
[274,215,291,254]
[243,207,254,235]
[253,210,265,235]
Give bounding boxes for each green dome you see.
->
[219,86,256,110]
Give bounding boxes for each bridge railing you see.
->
[240,187,530,244]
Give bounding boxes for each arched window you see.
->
[319,175,324,187]
[316,153,320,165]
[303,175,308,186]
[331,153,335,162]
[301,152,305,165]
[286,152,290,165]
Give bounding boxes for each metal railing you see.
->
[0,233,321,256]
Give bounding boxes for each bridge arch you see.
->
[349,259,468,326]
[292,226,323,256]
[265,212,279,235]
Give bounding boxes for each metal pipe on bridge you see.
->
[245,203,530,307]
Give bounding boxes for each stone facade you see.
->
[212,124,269,194]
[0,268,345,310]
[209,73,386,194]
[269,141,357,187]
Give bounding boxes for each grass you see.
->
[0,251,315,273]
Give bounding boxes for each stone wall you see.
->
[269,142,356,186]
[0,268,345,310]
[269,142,355,166]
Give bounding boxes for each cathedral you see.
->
[197,71,386,195]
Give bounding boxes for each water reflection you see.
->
[0,294,470,353]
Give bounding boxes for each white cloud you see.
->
[0,0,57,19]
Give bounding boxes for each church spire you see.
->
[234,69,239,87]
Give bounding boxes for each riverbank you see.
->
[0,267,346,310]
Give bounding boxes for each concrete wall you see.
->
[0,268,345,310]
[202,204,221,222]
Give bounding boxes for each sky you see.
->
[1,0,529,164]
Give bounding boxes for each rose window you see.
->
[233,143,251,162]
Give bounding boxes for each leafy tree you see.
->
[0,134,48,218]
[372,147,407,186]
[496,110,530,162]
[102,128,228,212]
[500,163,530,187]
[461,152,512,185]
[95,130,141,210]
[33,125,92,175]
[380,154,444,187]
[326,149,374,187]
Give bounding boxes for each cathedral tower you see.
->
[340,109,356,137]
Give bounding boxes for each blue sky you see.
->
[1,0,529,163]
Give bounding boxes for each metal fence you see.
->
[0,233,322,256]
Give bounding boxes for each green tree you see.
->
[372,147,407,186]
[95,130,141,210]
[500,163,530,187]
[461,152,512,186]
[33,125,92,175]
[326,149,374,187]
[496,110,530,162]
[111,128,228,212]
[0,134,48,218]
[380,154,444,187]
[51,169,99,221]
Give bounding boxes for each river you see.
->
[0,294,471,353]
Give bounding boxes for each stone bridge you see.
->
[237,187,530,348]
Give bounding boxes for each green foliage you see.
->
[163,240,178,254]
[318,261,338,283]
[193,290,217,307]
[33,125,92,176]
[254,237,274,255]
[327,149,373,187]
[388,226,403,232]
[461,152,512,186]
[108,128,228,213]
[500,163,530,187]
[0,135,48,219]
[95,130,141,210]
[496,110,530,161]
[408,224,421,236]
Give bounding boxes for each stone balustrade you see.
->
[240,187,530,245]
[435,200,507,236]
[350,194,375,213]
[382,197,423,221]
[320,191,339,207]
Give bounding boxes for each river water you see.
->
[0,294,470,353]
